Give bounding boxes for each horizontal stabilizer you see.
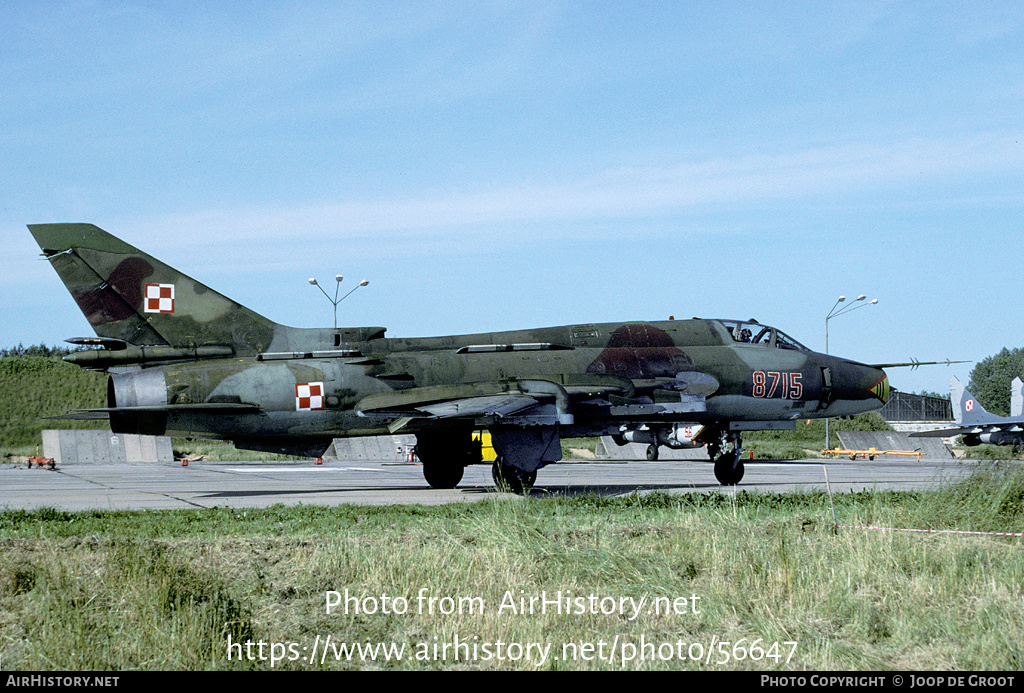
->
[46,402,262,420]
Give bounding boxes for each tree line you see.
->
[967,347,1024,417]
[1,343,80,359]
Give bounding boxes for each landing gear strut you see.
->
[491,457,537,495]
[487,426,560,494]
[707,431,745,485]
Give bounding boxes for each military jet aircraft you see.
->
[30,223,901,493]
[911,376,1024,448]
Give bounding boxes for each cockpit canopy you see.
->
[718,319,809,351]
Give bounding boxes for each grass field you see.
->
[1,463,1022,671]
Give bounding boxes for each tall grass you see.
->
[1,464,1022,670]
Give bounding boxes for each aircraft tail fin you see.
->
[29,223,277,354]
[1012,377,1024,419]
[950,376,994,426]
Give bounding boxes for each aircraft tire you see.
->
[423,463,464,489]
[646,444,659,461]
[714,451,745,485]
[491,458,536,495]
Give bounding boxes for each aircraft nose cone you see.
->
[828,362,890,414]
[868,371,890,404]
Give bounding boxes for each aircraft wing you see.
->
[911,422,1024,438]
[356,380,574,430]
[909,426,972,438]
[356,375,710,432]
[415,394,542,419]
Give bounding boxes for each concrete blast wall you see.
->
[835,431,952,459]
[326,434,417,461]
[42,429,174,464]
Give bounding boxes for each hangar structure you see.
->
[877,391,953,433]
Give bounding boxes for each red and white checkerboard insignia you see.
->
[295,382,325,411]
[144,283,175,314]
[966,399,974,411]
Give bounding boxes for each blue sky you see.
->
[3,1,1022,395]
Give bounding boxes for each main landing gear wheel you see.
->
[415,430,479,489]
[491,458,536,495]
[714,450,745,485]
[422,463,465,490]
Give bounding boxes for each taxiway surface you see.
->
[1,456,982,512]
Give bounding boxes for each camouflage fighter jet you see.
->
[31,223,899,493]
[910,376,1024,449]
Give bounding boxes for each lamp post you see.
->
[824,294,878,450]
[309,275,369,329]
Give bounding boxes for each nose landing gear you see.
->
[706,430,745,485]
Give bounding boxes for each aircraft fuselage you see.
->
[32,222,890,490]
[99,318,888,458]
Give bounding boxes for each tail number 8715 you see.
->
[752,371,803,399]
